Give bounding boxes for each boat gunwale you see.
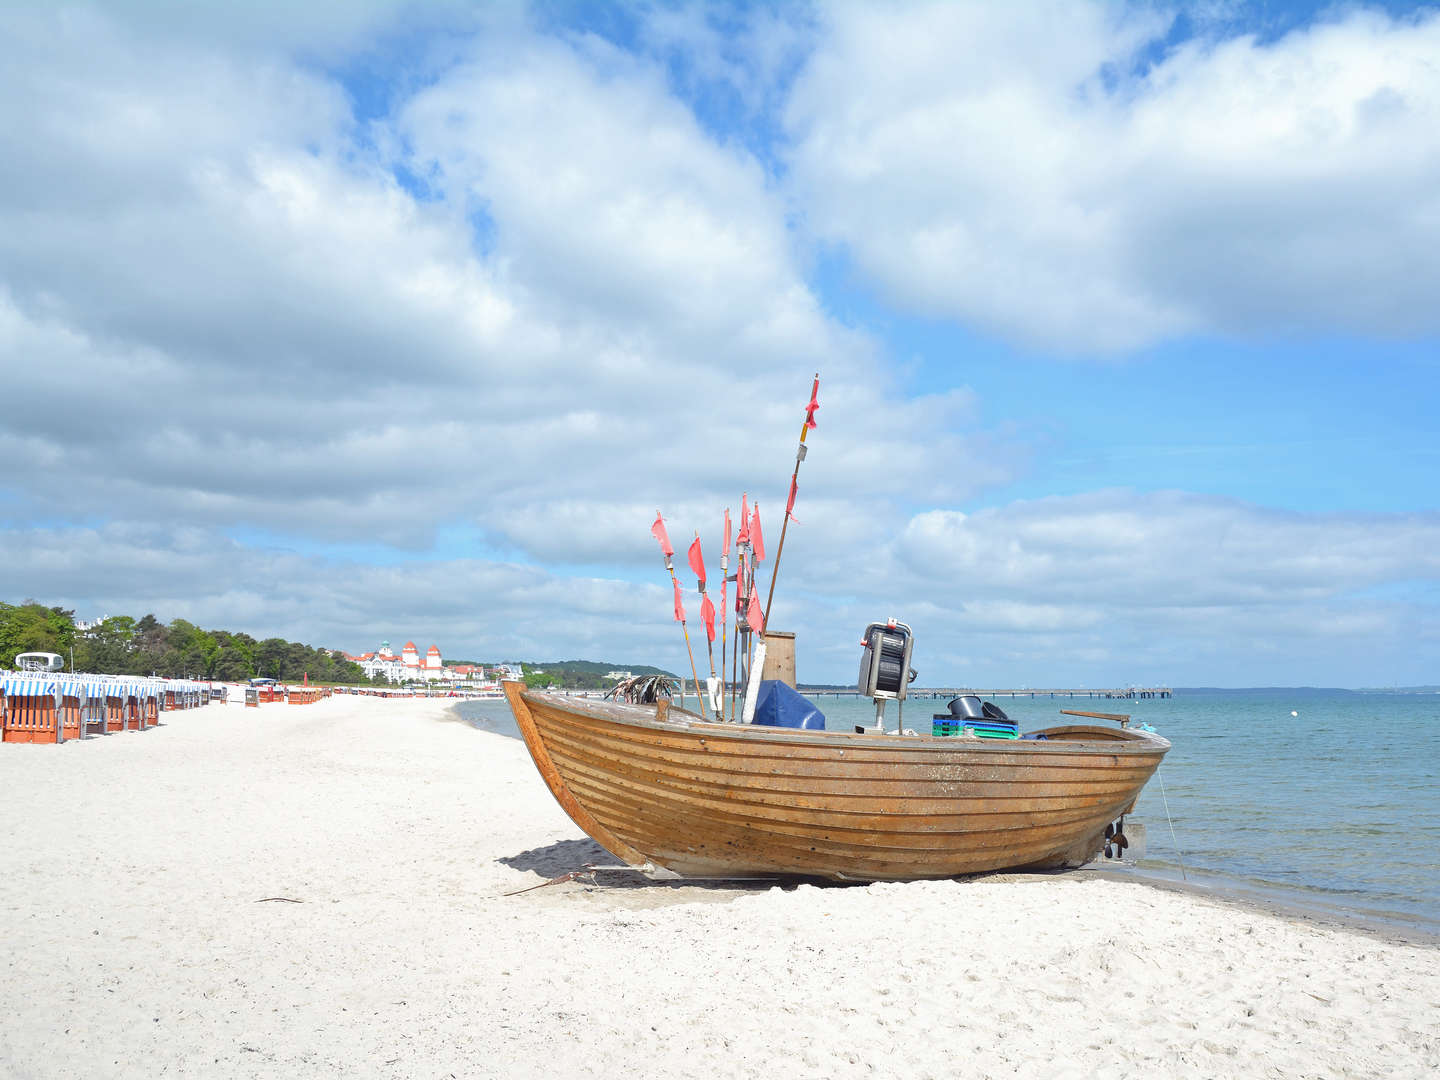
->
[521,690,1172,756]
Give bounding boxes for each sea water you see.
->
[455,689,1440,932]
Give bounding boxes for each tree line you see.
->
[0,600,373,684]
[519,660,675,690]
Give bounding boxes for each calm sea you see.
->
[455,688,1440,932]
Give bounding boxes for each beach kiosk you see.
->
[14,652,64,673]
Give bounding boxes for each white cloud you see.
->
[0,6,1021,561]
[6,490,1436,686]
[785,2,1440,351]
[895,492,1440,605]
[1,5,1437,687]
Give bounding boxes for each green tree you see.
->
[328,653,365,684]
[252,638,290,682]
[210,630,256,681]
[72,615,137,674]
[0,602,76,666]
[129,614,169,675]
[167,618,220,678]
[5,599,393,686]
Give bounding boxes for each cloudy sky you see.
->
[2,1,1437,687]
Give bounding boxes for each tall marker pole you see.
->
[741,502,767,723]
[731,493,750,721]
[764,373,820,627]
[689,532,720,714]
[718,509,732,721]
[652,511,708,720]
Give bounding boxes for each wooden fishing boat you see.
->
[503,682,1170,881]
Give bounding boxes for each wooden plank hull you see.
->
[504,684,1170,882]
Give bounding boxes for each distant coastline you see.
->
[794,684,1440,695]
[1177,686,1440,695]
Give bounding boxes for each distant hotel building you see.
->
[345,640,447,684]
[341,642,511,686]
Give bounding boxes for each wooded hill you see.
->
[516,659,676,690]
[2,601,678,689]
[0,601,371,684]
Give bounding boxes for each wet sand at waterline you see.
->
[2,696,1436,1078]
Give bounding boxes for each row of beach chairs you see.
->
[0,673,218,744]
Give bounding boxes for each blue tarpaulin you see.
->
[751,680,827,730]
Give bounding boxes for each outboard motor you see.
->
[856,619,916,734]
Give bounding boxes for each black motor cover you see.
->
[946,695,985,720]
[944,696,1010,721]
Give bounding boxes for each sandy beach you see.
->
[2,696,1436,1079]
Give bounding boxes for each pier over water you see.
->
[802,687,1172,700]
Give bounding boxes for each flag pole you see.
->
[669,560,707,721]
[692,531,720,714]
[719,509,731,722]
[731,557,745,722]
[730,607,741,721]
[741,503,766,724]
[730,495,749,721]
[653,511,708,720]
[764,373,819,627]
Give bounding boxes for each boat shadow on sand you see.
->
[499,838,817,896]
[497,838,1061,898]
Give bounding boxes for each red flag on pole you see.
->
[651,512,673,558]
[722,508,732,558]
[737,493,749,545]
[687,536,705,586]
[805,375,820,429]
[700,594,716,642]
[747,589,765,635]
[672,579,686,622]
[750,506,765,562]
[785,476,799,522]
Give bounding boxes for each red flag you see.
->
[722,508,732,558]
[747,589,765,635]
[687,536,705,586]
[785,476,798,520]
[651,512,673,558]
[805,375,820,429]
[720,572,727,625]
[700,594,716,642]
[737,493,749,545]
[750,505,765,562]
[672,579,686,622]
[735,554,746,611]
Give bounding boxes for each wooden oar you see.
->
[1060,709,1131,725]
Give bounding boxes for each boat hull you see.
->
[504,684,1170,882]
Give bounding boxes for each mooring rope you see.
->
[1156,766,1189,882]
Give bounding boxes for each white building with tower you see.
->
[346,639,449,684]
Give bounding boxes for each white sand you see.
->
[2,695,1436,1079]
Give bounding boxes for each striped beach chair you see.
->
[1,675,63,743]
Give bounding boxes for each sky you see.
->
[1,0,1437,688]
